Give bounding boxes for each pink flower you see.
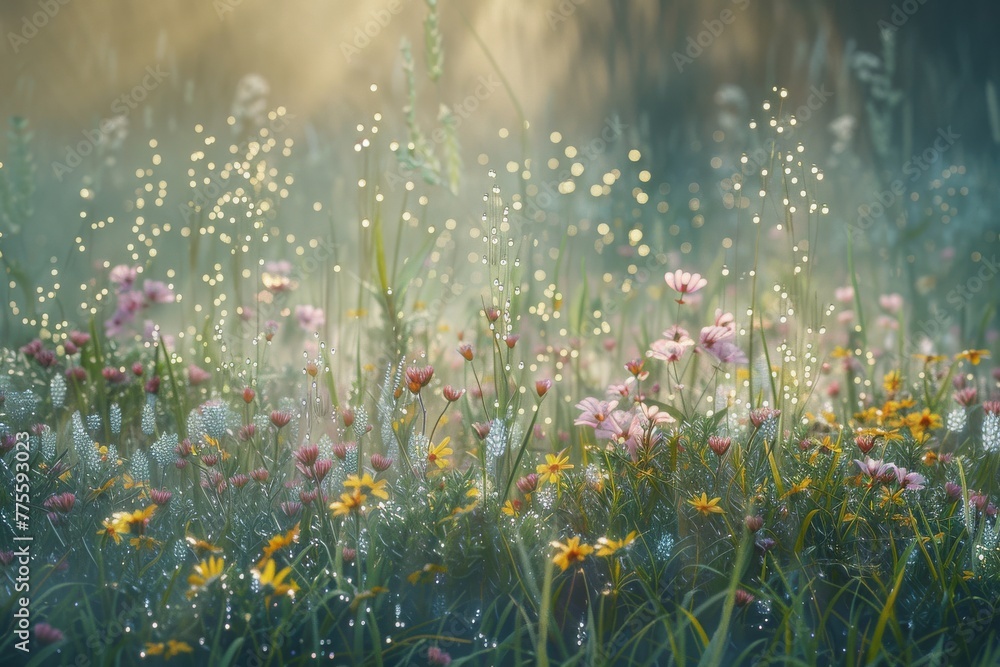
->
[854,457,892,481]
[648,339,689,363]
[150,488,173,505]
[699,325,733,348]
[142,280,175,304]
[663,325,695,346]
[574,397,619,428]
[708,436,731,457]
[714,309,735,331]
[664,270,708,304]
[43,492,76,514]
[894,467,925,491]
[264,319,280,341]
[639,403,675,426]
[705,340,748,364]
[34,622,64,645]
[371,454,393,472]
[834,286,854,303]
[698,325,748,364]
[68,330,91,347]
[954,387,978,407]
[104,311,129,338]
[879,293,903,314]
[605,377,636,399]
[102,366,127,384]
[875,315,898,330]
[427,646,452,666]
[596,409,644,459]
[188,364,212,386]
[109,264,138,290]
[295,304,326,332]
[264,260,293,276]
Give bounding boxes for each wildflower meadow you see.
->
[1,1,999,665]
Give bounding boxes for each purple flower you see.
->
[894,467,926,491]
[295,305,325,332]
[142,280,175,304]
[574,397,619,428]
[648,339,689,363]
[704,340,748,364]
[109,265,138,290]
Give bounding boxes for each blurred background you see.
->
[1,0,999,350]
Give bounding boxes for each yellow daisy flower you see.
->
[252,558,299,600]
[186,556,226,598]
[687,492,724,516]
[330,488,366,516]
[536,451,574,485]
[427,437,454,469]
[344,473,389,500]
[595,530,639,557]
[551,536,593,571]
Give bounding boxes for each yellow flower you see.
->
[879,486,905,508]
[687,492,724,516]
[98,518,123,545]
[110,505,157,536]
[551,536,594,571]
[144,639,193,659]
[807,436,842,465]
[903,408,942,441]
[427,437,454,469]
[330,488,366,516]
[857,427,903,442]
[344,473,389,500]
[349,586,388,612]
[89,476,118,500]
[913,353,947,365]
[783,477,812,499]
[186,535,224,556]
[501,499,523,517]
[882,370,902,395]
[186,556,226,598]
[853,406,881,425]
[253,558,299,600]
[956,349,990,365]
[536,451,574,485]
[129,535,159,552]
[442,487,481,522]
[122,473,147,490]
[595,530,638,557]
[258,524,299,567]
[406,563,447,585]
[831,346,852,359]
